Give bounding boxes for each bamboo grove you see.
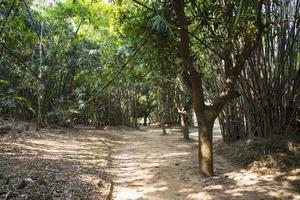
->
[0,0,299,176]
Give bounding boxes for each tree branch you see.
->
[212,1,264,111]
[131,0,153,11]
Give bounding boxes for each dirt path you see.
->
[106,128,300,200]
[1,124,299,200]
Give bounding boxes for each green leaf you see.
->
[232,0,252,32]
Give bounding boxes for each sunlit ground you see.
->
[0,126,299,200]
[108,127,300,200]
[0,129,112,199]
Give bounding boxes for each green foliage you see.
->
[1,0,298,134]
[232,0,258,31]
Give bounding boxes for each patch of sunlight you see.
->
[179,188,194,193]
[176,144,192,148]
[115,188,141,200]
[289,168,300,175]
[220,168,300,199]
[226,170,258,185]
[267,190,287,198]
[115,186,168,200]
[286,175,300,181]
[187,192,213,200]
[224,188,253,196]
[206,184,224,190]
[229,192,243,197]
[148,152,190,159]
[144,186,168,193]
[7,137,109,167]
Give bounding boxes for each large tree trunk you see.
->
[192,82,215,176]
[197,117,214,176]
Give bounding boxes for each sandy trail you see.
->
[106,127,300,200]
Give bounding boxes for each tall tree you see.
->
[171,0,263,176]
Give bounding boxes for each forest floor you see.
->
[0,120,300,200]
[108,126,300,200]
[0,121,113,200]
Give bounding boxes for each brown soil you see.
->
[107,127,300,200]
[0,122,299,200]
[0,125,113,200]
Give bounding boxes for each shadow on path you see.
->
[106,128,300,200]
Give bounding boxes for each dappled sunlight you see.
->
[226,170,259,185]
[108,128,300,200]
[183,162,299,199]
[174,161,300,200]
[1,0,298,199]
[115,185,169,200]
[0,129,114,199]
[286,168,300,181]
[1,133,110,168]
[187,192,215,200]
[108,128,197,199]
[1,127,299,199]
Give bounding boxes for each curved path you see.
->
[106,127,300,200]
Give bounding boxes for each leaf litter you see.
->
[0,119,113,200]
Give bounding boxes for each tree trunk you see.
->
[143,115,148,126]
[161,120,167,135]
[36,22,44,130]
[180,113,189,140]
[197,118,214,176]
[172,0,211,175]
[192,82,215,176]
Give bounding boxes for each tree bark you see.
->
[178,108,190,140]
[180,113,189,140]
[143,115,148,126]
[198,119,214,176]
[161,119,167,135]
[192,83,216,176]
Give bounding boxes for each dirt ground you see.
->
[0,123,300,200]
[0,126,113,200]
[107,127,300,200]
